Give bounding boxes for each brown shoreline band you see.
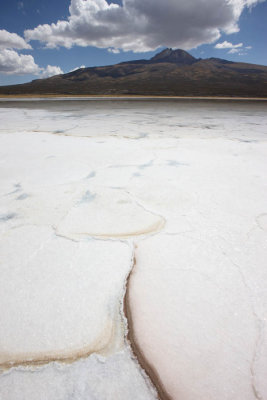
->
[0,94,267,100]
[123,254,173,400]
[1,241,172,399]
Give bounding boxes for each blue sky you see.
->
[0,0,266,86]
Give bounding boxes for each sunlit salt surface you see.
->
[0,98,267,400]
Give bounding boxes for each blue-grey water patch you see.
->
[138,160,153,170]
[6,183,21,196]
[238,139,258,143]
[136,133,148,139]
[167,160,189,167]
[16,193,29,201]
[86,171,96,179]
[79,190,96,204]
[0,212,17,222]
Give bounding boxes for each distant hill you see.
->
[1,48,267,97]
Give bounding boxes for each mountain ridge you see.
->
[1,48,267,97]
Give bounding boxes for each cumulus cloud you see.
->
[0,49,62,76]
[0,49,40,75]
[228,48,240,54]
[215,40,253,55]
[0,29,63,77]
[69,65,86,72]
[108,48,120,54]
[215,41,243,49]
[25,0,265,52]
[0,29,31,50]
[40,65,64,78]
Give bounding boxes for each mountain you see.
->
[150,48,197,65]
[1,48,267,97]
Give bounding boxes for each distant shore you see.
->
[0,94,267,101]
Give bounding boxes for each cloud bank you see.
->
[69,65,86,72]
[215,41,243,49]
[0,30,63,77]
[0,49,39,75]
[214,40,253,55]
[0,29,31,50]
[41,65,64,78]
[25,0,265,52]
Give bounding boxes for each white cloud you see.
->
[215,40,253,56]
[0,29,63,78]
[41,65,64,78]
[215,41,243,49]
[108,48,120,54]
[24,0,265,53]
[0,49,40,75]
[0,29,31,50]
[228,48,240,54]
[69,65,86,72]
[0,49,63,77]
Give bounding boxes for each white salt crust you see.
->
[0,99,267,399]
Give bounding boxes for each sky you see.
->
[0,0,266,86]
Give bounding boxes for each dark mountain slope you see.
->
[150,48,197,64]
[0,49,267,97]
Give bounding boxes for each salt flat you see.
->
[0,98,266,400]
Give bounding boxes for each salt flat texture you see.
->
[0,99,267,400]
